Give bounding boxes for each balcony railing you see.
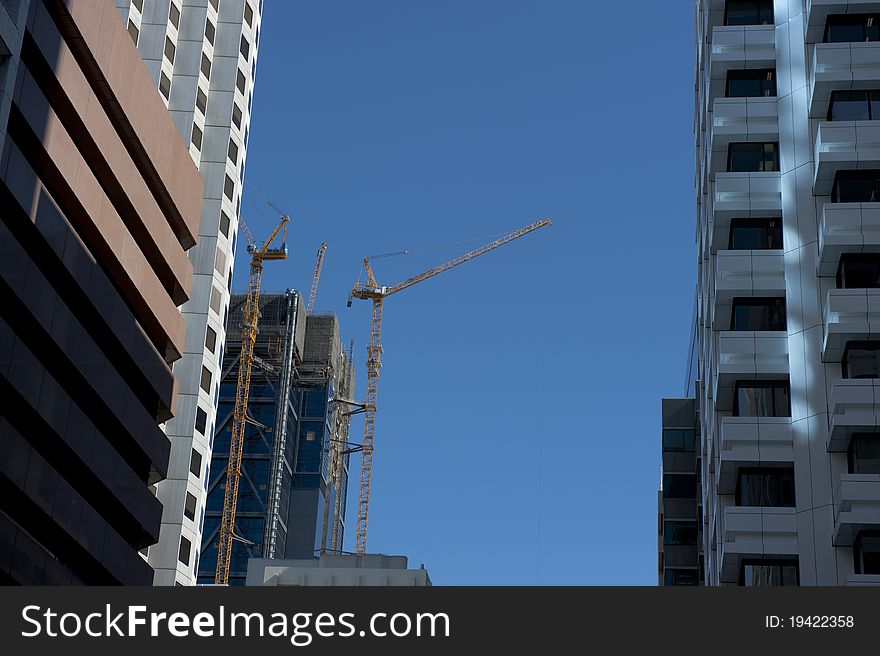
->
[710,97,779,159]
[713,331,789,411]
[714,250,785,326]
[833,474,880,546]
[822,289,880,363]
[818,202,880,275]
[814,121,880,195]
[712,172,782,221]
[717,416,793,494]
[827,378,880,451]
[810,42,880,119]
[720,506,798,584]
[710,25,776,82]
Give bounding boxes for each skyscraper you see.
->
[115,0,262,585]
[673,0,880,585]
[0,0,203,584]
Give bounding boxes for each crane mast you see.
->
[214,214,289,585]
[348,218,551,554]
[306,243,327,316]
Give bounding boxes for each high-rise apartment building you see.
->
[0,0,203,583]
[673,0,880,585]
[115,0,263,585]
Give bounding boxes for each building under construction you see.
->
[197,291,354,585]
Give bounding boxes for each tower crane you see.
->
[346,218,551,554]
[214,213,289,585]
[306,243,327,316]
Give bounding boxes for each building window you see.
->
[724,1,773,26]
[210,285,222,315]
[244,3,254,26]
[664,569,699,586]
[184,492,197,522]
[727,142,779,172]
[662,429,696,452]
[164,36,176,64]
[191,124,203,151]
[825,14,880,43]
[730,297,786,331]
[159,72,171,99]
[178,536,191,565]
[224,174,235,200]
[195,406,207,435]
[205,326,217,353]
[728,217,782,250]
[726,69,776,98]
[735,468,796,507]
[854,532,880,574]
[132,0,144,11]
[236,69,246,94]
[663,521,698,546]
[190,448,202,477]
[220,211,231,238]
[837,253,880,288]
[662,474,696,499]
[842,342,880,379]
[832,170,880,202]
[228,138,238,164]
[127,20,139,45]
[734,381,790,417]
[169,2,180,28]
[848,434,880,474]
[232,103,243,129]
[828,90,880,121]
[200,366,212,394]
[196,88,208,115]
[240,35,250,60]
[214,246,226,274]
[201,53,212,80]
[210,0,219,11]
[740,560,799,586]
[205,20,215,45]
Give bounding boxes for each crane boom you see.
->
[306,243,328,316]
[348,218,551,554]
[214,213,289,585]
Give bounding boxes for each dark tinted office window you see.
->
[728,217,782,249]
[662,429,696,451]
[133,0,144,11]
[848,434,880,474]
[236,69,247,94]
[232,103,243,129]
[159,72,171,99]
[127,20,139,45]
[191,124,202,150]
[724,1,773,26]
[205,20,215,45]
[663,522,698,546]
[734,381,790,417]
[224,174,235,200]
[190,448,202,477]
[210,0,219,10]
[244,3,254,26]
[832,170,880,202]
[195,407,207,435]
[827,90,880,121]
[740,560,799,586]
[663,474,696,498]
[240,35,250,60]
[736,468,796,506]
[196,88,208,114]
[178,536,191,565]
[164,36,175,63]
[184,492,197,521]
[726,69,776,97]
[201,53,212,79]
[837,253,880,288]
[825,14,880,43]
[843,342,880,379]
[728,142,779,172]
[854,533,880,574]
[169,3,180,28]
[220,211,231,237]
[228,138,238,164]
[200,366,212,394]
[664,569,699,586]
[205,326,217,353]
[731,297,786,331]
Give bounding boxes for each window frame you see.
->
[725,68,776,98]
[735,467,796,507]
[733,380,791,417]
[728,217,783,250]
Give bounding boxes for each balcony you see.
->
[806,1,880,44]
[713,331,789,411]
[827,379,880,451]
[818,203,880,275]
[713,250,785,326]
[832,474,880,546]
[717,417,794,494]
[814,121,880,195]
[709,25,776,82]
[822,288,880,363]
[710,97,779,160]
[720,506,798,583]
[712,172,782,222]
[810,42,880,119]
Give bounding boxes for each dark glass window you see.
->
[200,366,212,394]
[190,448,202,477]
[825,14,880,43]
[843,342,880,379]
[736,468,796,507]
[827,90,880,121]
[730,297,786,331]
[244,3,254,26]
[205,20,215,45]
[734,381,790,417]
[727,142,779,172]
[178,536,191,565]
[726,69,776,98]
[662,429,696,452]
[224,174,235,200]
[832,170,880,203]
[169,3,180,29]
[663,474,696,499]
[196,88,208,114]
[740,560,799,586]
[205,326,217,353]
[848,434,880,474]
[663,521,698,546]
[664,569,699,586]
[133,0,144,11]
[127,20,139,45]
[191,124,202,150]
[220,211,231,238]
[201,53,212,79]
[164,36,175,64]
[210,0,219,10]
[159,72,171,99]
[724,1,773,26]
[728,217,782,249]
[837,253,880,288]
[240,35,250,60]
[184,492,197,521]
[195,407,207,435]
[236,69,247,94]
[228,138,238,164]
[854,532,880,574]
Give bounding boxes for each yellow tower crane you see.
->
[214,213,289,585]
[306,242,328,316]
[347,218,551,554]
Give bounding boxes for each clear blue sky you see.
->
[236,0,696,584]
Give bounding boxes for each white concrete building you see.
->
[683,0,880,585]
[116,0,262,585]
